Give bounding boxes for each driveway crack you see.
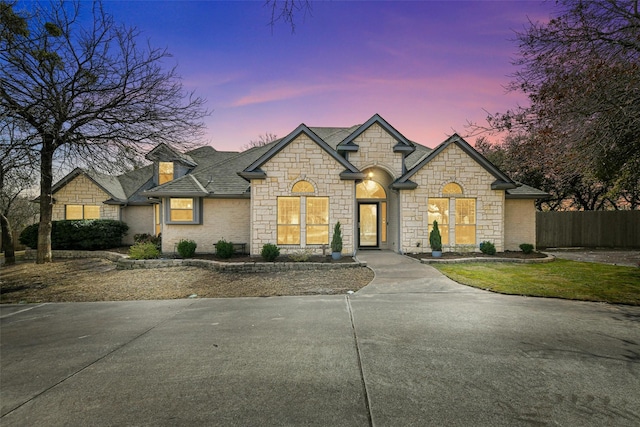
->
[1,300,199,420]
[346,295,374,427]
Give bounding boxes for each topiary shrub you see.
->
[128,242,160,259]
[331,222,343,253]
[177,239,197,258]
[519,243,534,254]
[429,220,442,251]
[261,243,280,262]
[479,241,496,255]
[19,220,129,250]
[215,239,235,259]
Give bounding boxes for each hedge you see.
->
[19,220,129,250]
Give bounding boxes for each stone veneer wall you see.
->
[504,199,536,251]
[52,174,120,221]
[347,123,404,174]
[162,198,250,253]
[120,205,154,245]
[400,143,505,253]
[250,134,355,255]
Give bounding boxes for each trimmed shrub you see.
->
[479,241,496,255]
[331,222,343,253]
[519,243,534,254]
[289,249,312,262]
[177,239,197,258]
[215,239,235,259]
[19,220,129,250]
[261,243,280,262]
[429,220,442,251]
[134,233,162,250]
[128,242,160,259]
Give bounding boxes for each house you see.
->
[49,114,548,255]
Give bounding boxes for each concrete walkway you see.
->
[2,252,639,426]
[355,250,483,295]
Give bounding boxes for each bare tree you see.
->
[0,118,36,265]
[241,132,279,151]
[472,0,640,209]
[264,0,312,32]
[0,1,209,263]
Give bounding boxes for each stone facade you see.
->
[161,198,250,253]
[347,123,404,174]
[504,199,536,251]
[52,175,120,221]
[250,134,355,255]
[400,143,505,253]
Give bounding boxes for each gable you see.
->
[394,134,517,191]
[239,124,363,181]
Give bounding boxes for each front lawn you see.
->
[434,259,640,305]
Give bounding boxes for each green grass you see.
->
[434,259,640,305]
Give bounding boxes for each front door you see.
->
[359,203,378,248]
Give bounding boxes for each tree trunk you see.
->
[37,139,54,264]
[1,212,15,265]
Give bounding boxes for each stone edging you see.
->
[415,253,555,264]
[24,249,367,273]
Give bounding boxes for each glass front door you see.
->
[359,203,378,247]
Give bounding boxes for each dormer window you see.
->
[159,162,174,185]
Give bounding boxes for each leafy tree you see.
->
[0,1,208,263]
[476,0,640,210]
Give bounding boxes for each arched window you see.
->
[356,180,386,199]
[443,182,463,195]
[292,180,314,193]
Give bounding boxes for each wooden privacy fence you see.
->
[536,210,640,249]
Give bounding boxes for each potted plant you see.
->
[331,221,343,260]
[429,220,442,257]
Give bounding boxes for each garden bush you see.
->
[519,243,534,254]
[289,249,312,262]
[261,243,280,262]
[19,220,129,250]
[479,241,496,255]
[128,242,160,259]
[177,239,197,258]
[215,239,235,259]
[134,233,161,250]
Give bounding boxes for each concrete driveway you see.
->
[1,252,639,426]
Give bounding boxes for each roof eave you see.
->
[391,180,418,190]
[339,171,365,180]
[393,143,415,154]
[491,180,519,190]
[237,170,267,181]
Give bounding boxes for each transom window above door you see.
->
[356,180,386,199]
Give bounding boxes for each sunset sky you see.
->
[100,1,555,151]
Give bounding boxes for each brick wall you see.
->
[250,134,355,255]
[52,174,120,220]
[504,199,536,251]
[162,198,250,253]
[400,143,505,253]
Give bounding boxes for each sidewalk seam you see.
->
[346,295,374,427]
